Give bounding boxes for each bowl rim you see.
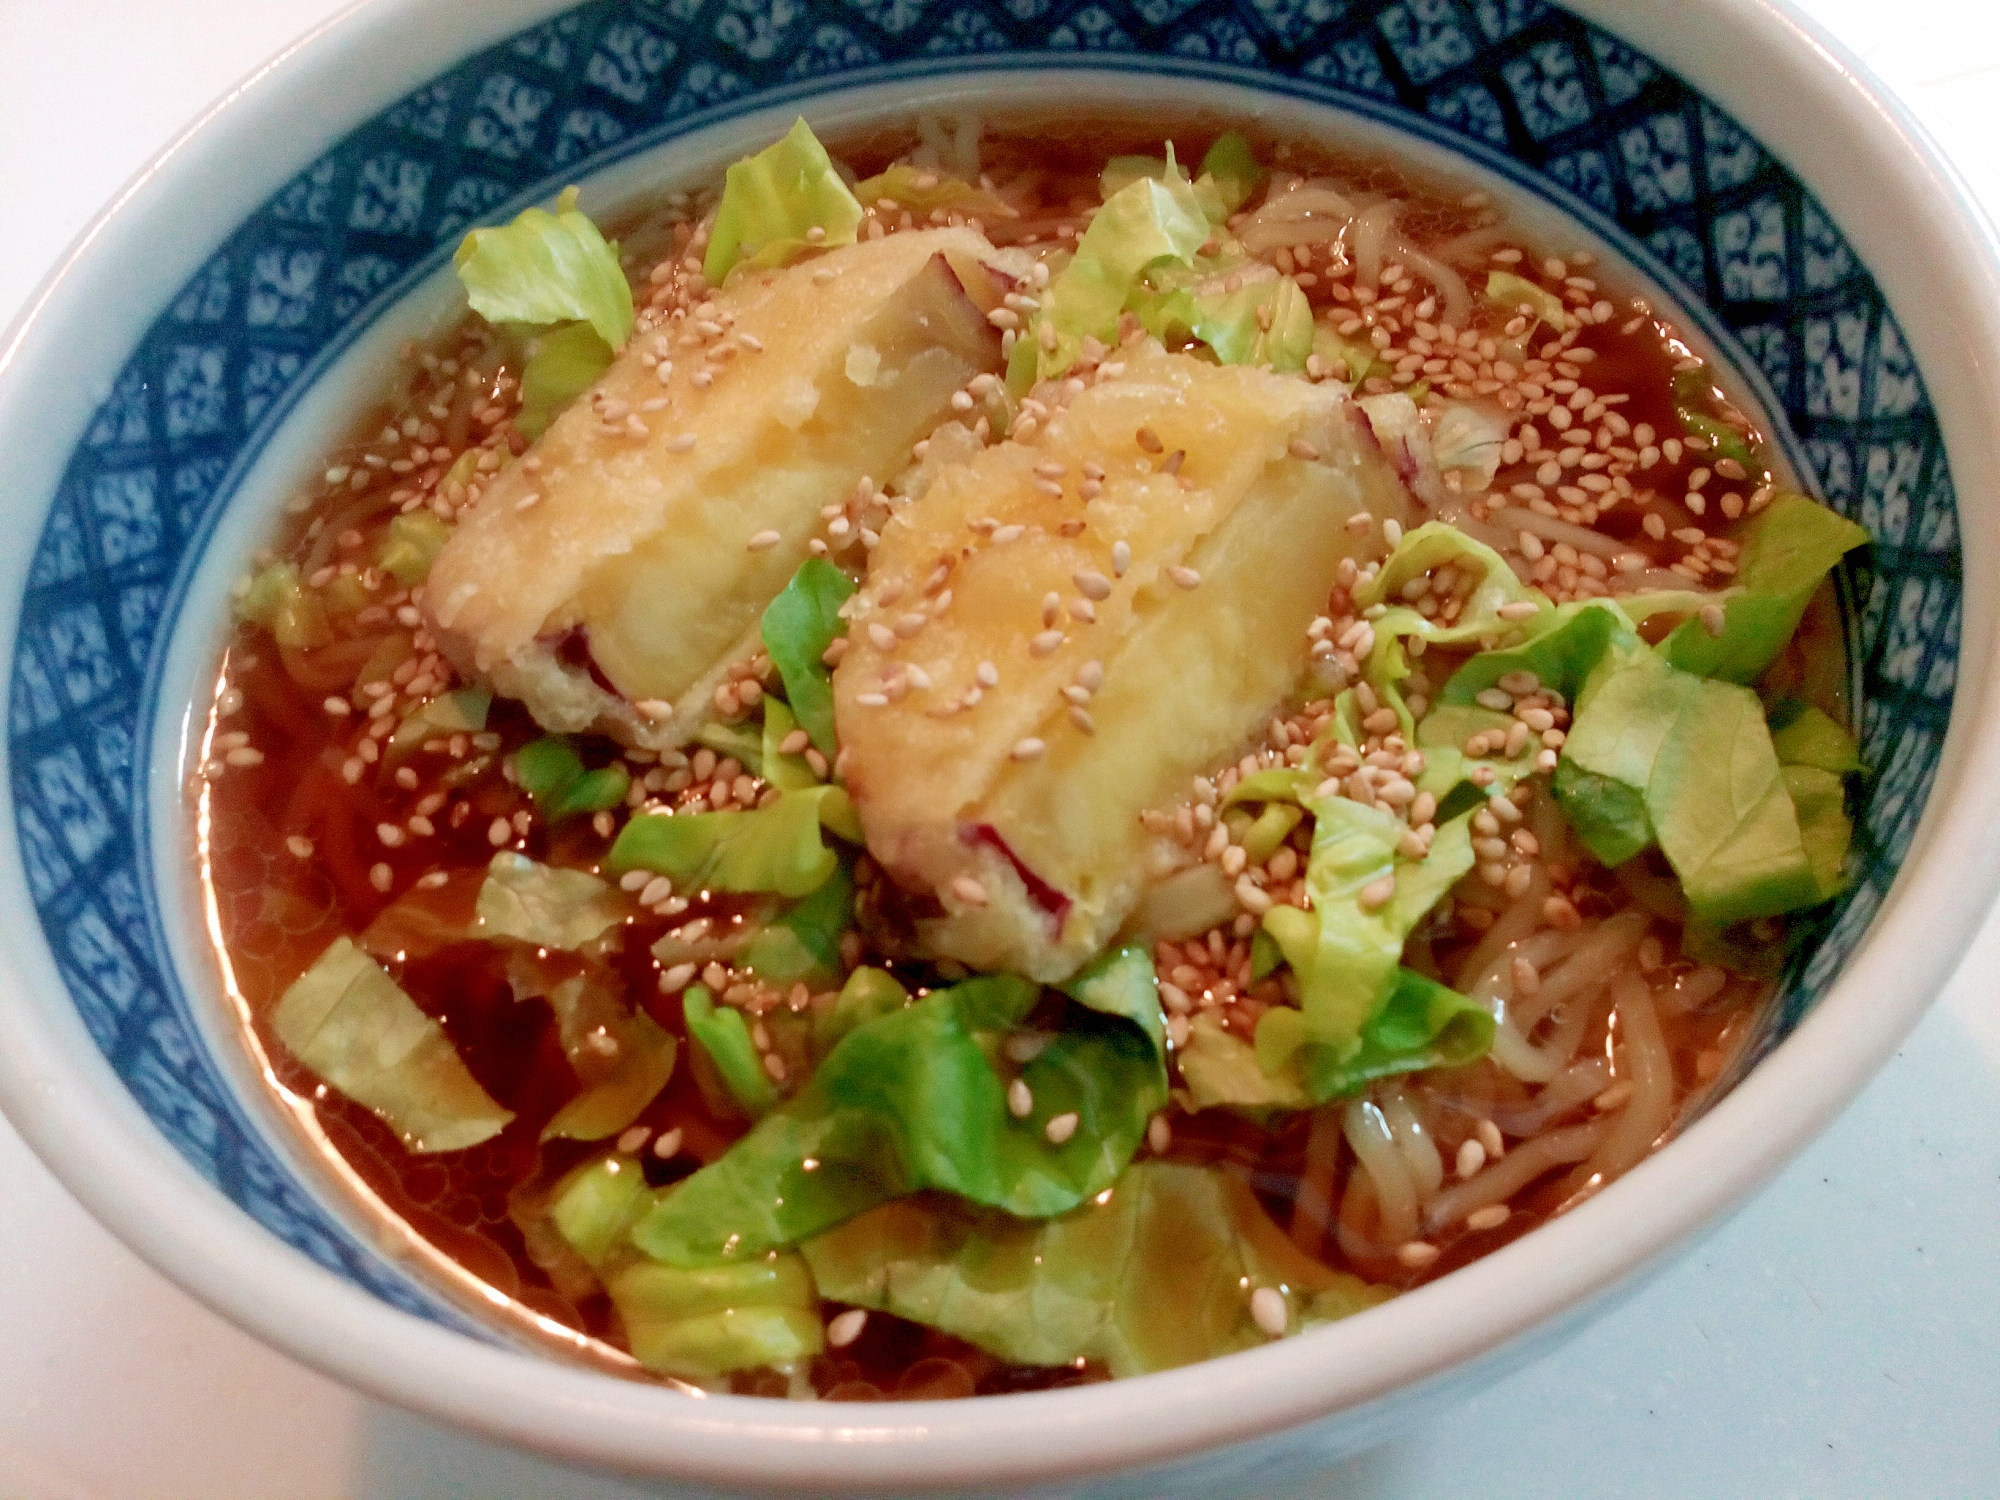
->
[3,0,1999,1489]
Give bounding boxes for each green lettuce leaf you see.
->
[1770,702,1865,775]
[1659,494,1868,685]
[802,1162,1391,1379]
[1439,599,1637,709]
[454,186,633,349]
[631,948,1166,1266]
[1253,966,1495,1105]
[1178,1013,1306,1111]
[551,1155,823,1380]
[813,966,910,1057]
[1484,270,1571,331]
[758,698,820,794]
[849,163,1012,219]
[1188,274,1315,372]
[760,558,856,758]
[703,117,865,285]
[517,320,616,440]
[235,562,329,649]
[386,686,491,761]
[607,788,839,899]
[271,937,512,1153]
[1023,165,1211,384]
[741,862,853,987]
[682,983,779,1117]
[530,970,678,1142]
[1783,764,1852,902]
[1556,647,1821,924]
[1198,131,1264,213]
[1257,794,1476,1061]
[375,512,453,587]
[512,736,631,822]
[1670,366,1758,470]
[474,852,625,951]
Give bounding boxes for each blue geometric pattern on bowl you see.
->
[7,0,1959,1332]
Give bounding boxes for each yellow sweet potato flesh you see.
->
[835,346,1414,981]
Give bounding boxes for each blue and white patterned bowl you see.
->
[4,0,1999,1491]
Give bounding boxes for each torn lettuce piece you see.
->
[512,735,631,822]
[760,557,856,757]
[1783,764,1852,902]
[235,561,329,649]
[682,984,780,1117]
[1670,367,1758,471]
[517,319,616,440]
[1659,494,1869,685]
[741,862,853,987]
[454,186,634,349]
[271,937,513,1153]
[607,787,840,899]
[1429,401,1511,491]
[1484,270,1570,331]
[631,948,1166,1266]
[849,163,1012,219]
[1770,702,1864,776]
[1179,1012,1306,1111]
[386,686,491,761]
[802,1162,1391,1379]
[473,852,625,951]
[703,117,865,285]
[759,699,820,794]
[1258,791,1476,1062]
[535,973,678,1142]
[813,966,909,1057]
[1439,599,1637,709]
[375,512,453,587]
[1556,647,1821,924]
[1253,966,1494,1105]
[1024,164,1210,383]
[550,1156,823,1380]
[1188,275,1314,372]
[1348,522,1556,733]
[1198,131,1264,214]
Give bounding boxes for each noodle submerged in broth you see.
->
[196,114,1866,1397]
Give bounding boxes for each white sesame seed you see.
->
[747,529,782,551]
[653,1126,684,1159]
[1012,737,1046,760]
[1456,1138,1487,1178]
[1234,875,1274,914]
[1167,565,1200,590]
[1007,1078,1034,1118]
[1030,629,1065,656]
[1395,1241,1441,1269]
[1077,660,1104,692]
[867,622,897,650]
[1250,1286,1288,1338]
[617,1125,650,1155]
[856,692,889,708]
[640,875,673,907]
[660,962,697,991]
[1111,540,1131,576]
[1466,1204,1511,1232]
[1073,569,1112,601]
[951,875,989,907]
[1045,1111,1080,1144]
[285,835,315,859]
[827,1308,869,1348]
[635,698,674,722]
[369,863,394,893]
[1068,705,1095,734]
[487,817,511,847]
[667,433,696,453]
[224,747,265,768]
[976,660,1000,688]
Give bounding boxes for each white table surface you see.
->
[2,2,1997,1496]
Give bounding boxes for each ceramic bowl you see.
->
[3,0,1996,1493]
